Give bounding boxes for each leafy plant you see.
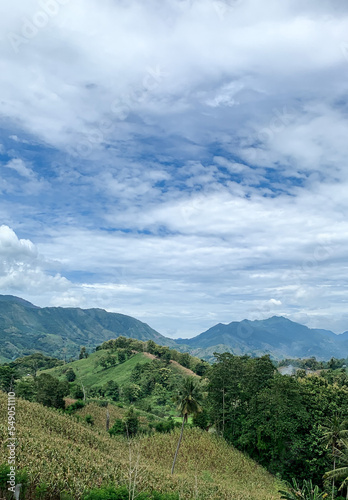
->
[279,478,328,500]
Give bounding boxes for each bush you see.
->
[34,481,49,499]
[82,486,179,500]
[65,368,76,382]
[83,486,129,500]
[192,409,209,430]
[155,418,175,434]
[0,463,10,492]
[65,400,85,415]
[71,384,84,400]
[109,418,125,437]
[0,464,29,498]
[85,414,94,425]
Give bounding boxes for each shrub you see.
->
[0,463,10,492]
[71,384,84,400]
[154,418,175,434]
[109,418,125,437]
[83,485,129,500]
[192,409,209,430]
[85,414,94,425]
[82,486,179,500]
[34,481,49,499]
[65,400,85,415]
[0,465,29,498]
[65,368,76,382]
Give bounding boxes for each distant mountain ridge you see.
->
[0,295,176,362]
[0,295,348,362]
[176,315,348,360]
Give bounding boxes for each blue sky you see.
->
[1,0,348,337]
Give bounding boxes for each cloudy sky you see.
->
[1,0,348,338]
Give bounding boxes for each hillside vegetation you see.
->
[0,295,176,362]
[0,392,281,500]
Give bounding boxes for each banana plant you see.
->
[279,478,328,500]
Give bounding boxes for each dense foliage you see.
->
[206,352,348,489]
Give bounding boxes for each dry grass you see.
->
[0,392,281,499]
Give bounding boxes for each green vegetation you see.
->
[3,332,348,499]
[279,479,327,500]
[0,295,176,362]
[205,352,348,497]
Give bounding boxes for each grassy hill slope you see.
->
[0,392,281,500]
[45,350,152,387]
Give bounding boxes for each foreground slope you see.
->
[0,295,176,362]
[0,392,281,500]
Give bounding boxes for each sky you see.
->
[1,0,348,338]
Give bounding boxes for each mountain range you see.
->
[176,316,348,360]
[0,295,176,362]
[0,294,347,362]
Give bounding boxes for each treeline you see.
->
[205,352,348,488]
[277,356,348,371]
[97,337,210,376]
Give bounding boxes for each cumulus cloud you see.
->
[1,1,348,336]
[0,225,69,294]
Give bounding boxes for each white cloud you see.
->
[0,225,69,294]
[3,158,34,178]
[1,1,348,337]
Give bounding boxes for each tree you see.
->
[123,383,142,403]
[171,377,202,474]
[117,349,128,364]
[146,340,157,354]
[324,438,348,499]
[124,406,139,438]
[194,361,209,377]
[99,354,117,369]
[104,380,119,401]
[192,408,209,430]
[71,384,84,400]
[65,368,76,382]
[15,377,37,401]
[35,374,69,409]
[0,366,16,392]
[320,415,348,500]
[79,347,88,359]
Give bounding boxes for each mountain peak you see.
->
[0,294,38,308]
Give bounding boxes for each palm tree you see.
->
[279,478,327,500]
[171,377,202,475]
[324,438,348,500]
[320,415,348,500]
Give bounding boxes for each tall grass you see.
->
[0,392,280,499]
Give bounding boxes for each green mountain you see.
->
[2,294,348,362]
[176,316,348,360]
[0,295,176,362]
